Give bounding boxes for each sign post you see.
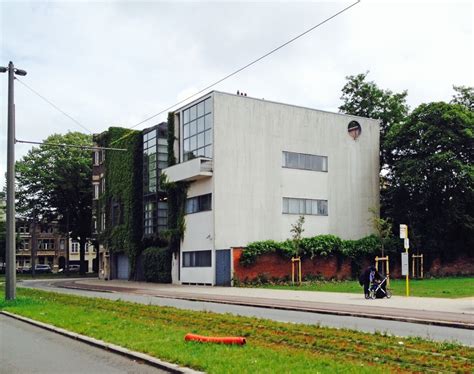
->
[400,224,409,296]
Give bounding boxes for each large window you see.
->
[38,239,55,250]
[182,97,213,161]
[185,194,212,214]
[283,197,328,216]
[183,250,212,267]
[282,151,328,172]
[144,129,168,194]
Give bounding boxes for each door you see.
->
[116,254,129,280]
[215,249,231,286]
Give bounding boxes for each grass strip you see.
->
[1,287,472,373]
[245,277,474,298]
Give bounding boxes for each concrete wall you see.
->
[212,91,379,250]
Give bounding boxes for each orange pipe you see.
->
[184,333,246,345]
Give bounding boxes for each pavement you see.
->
[43,278,474,329]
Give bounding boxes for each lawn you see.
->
[1,287,472,373]
[246,277,474,298]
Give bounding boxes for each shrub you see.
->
[143,247,171,283]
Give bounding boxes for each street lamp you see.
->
[1,61,27,300]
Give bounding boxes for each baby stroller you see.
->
[368,276,392,299]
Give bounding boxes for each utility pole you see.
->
[66,210,70,276]
[1,61,27,300]
[31,205,38,277]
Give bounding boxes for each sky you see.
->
[0,0,473,190]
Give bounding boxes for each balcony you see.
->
[162,157,213,183]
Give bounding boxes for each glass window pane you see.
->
[190,135,197,150]
[204,130,211,146]
[158,138,167,145]
[312,200,318,214]
[289,198,299,214]
[197,117,205,133]
[283,198,289,213]
[197,101,205,117]
[190,105,197,121]
[299,199,305,214]
[158,161,168,169]
[183,109,189,124]
[305,200,312,215]
[184,124,189,138]
[204,146,211,158]
[197,132,204,148]
[184,138,190,152]
[205,98,212,114]
[158,153,167,161]
[319,200,328,215]
[190,120,197,136]
[205,113,213,130]
[322,157,328,172]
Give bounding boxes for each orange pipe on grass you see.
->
[184,333,246,345]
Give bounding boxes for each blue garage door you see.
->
[215,249,231,286]
[117,254,129,280]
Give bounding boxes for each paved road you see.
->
[0,314,165,374]
[23,280,474,346]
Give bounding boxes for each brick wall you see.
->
[232,248,474,282]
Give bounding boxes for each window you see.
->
[183,250,212,267]
[93,183,99,200]
[185,194,212,214]
[111,201,122,227]
[182,97,212,161]
[38,239,55,250]
[101,177,106,193]
[348,121,361,140]
[144,201,156,235]
[71,241,79,253]
[282,151,328,172]
[94,151,100,165]
[19,239,29,251]
[59,239,65,250]
[282,197,328,216]
[101,212,106,232]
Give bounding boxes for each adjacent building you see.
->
[163,91,380,285]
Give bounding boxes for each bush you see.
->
[143,247,171,283]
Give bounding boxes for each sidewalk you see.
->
[54,279,474,329]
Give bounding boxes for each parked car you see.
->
[58,264,80,273]
[34,264,52,274]
[18,266,31,274]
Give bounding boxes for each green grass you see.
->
[246,277,474,298]
[1,287,472,373]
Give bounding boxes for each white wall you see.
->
[212,91,379,248]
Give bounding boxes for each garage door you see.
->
[116,254,129,280]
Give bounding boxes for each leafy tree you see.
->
[290,215,305,257]
[368,207,392,258]
[384,102,474,259]
[451,85,474,111]
[339,72,409,167]
[16,132,93,274]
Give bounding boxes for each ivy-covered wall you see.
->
[100,127,143,279]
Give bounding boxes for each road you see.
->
[23,280,474,346]
[0,314,165,374]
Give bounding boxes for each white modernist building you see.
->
[163,91,380,286]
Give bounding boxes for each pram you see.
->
[367,276,392,299]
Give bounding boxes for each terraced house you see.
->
[163,91,380,286]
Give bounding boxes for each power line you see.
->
[15,77,93,134]
[110,0,360,146]
[15,139,126,152]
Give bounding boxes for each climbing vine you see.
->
[99,127,143,278]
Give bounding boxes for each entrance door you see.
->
[215,249,231,286]
[116,254,129,280]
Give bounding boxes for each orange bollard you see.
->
[184,333,246,345]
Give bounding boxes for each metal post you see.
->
[5,62,16,300]
[65,211,70,276]
[31,207,37,277]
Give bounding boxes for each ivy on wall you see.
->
[99,127,143,279]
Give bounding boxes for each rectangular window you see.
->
[282,151,328,172]
[93,183,99,199]
[185,194,212,214]
[94,151,100,165]
[71,241,79,253]
[182,250,212,267]
[182,97,212,161]
[282,197,328,216]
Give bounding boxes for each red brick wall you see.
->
[232,248,474,282]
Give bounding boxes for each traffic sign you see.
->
[404,238,409,249]
[400,224,408,239]
[401,252,409,276]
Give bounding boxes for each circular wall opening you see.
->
[348,121,361,140]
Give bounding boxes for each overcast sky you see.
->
[0,0,472,190]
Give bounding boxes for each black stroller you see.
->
[368,276,392,299]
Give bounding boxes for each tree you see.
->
[290,215,305,257]
[16,132,93,274]
[451,85,474,111]
[384,102,474,259]
[368,207,392,258]
[339,72,409,167]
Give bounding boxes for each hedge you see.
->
[143,247,172,283]
[240,234,400,266]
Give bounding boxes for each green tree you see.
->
[368,207,392,258]
[451,85,474,111]
[290,215,305,257]
[384,102,474,259]
[16,132,93,274]
[339,72,409,167]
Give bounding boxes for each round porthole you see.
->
[348,121,361,140]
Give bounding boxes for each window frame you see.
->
[282,151,328,173]
[282,197,329,216]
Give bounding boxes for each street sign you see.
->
[401,252,409,276]
[399,224,408,239]
[404,238,409,249]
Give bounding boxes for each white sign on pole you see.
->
[400,224,408,239]
[404,238,409,249]
[401,252,409,276]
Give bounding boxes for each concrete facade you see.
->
[163,91,380,286]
